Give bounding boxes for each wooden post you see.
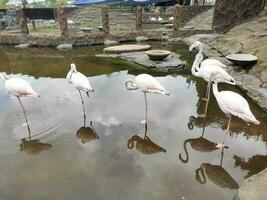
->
[102,7,109,34]
[136,6,143,31]
[31,20,36,31]
[57,7,68,37]
[172,4,183,33]
[16,9,29,34]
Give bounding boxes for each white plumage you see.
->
[125,74,169,96]
[168,16,174,21]
[158,16,163,22]
[66,63,93,93]
[149,17,157,22]
[211,71,260,125]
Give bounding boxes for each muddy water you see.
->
[0,42,266,200]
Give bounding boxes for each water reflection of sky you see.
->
[0,44,266,200]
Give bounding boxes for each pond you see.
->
[0,42,266,200]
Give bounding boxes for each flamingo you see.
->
[189,41,227,69]
[0,73,40,132]
[66,63,94,118]
[149,16,157,22]
[158,16,163,22]
[189,43,238,117]
[210,71,260,148]
[168,16,174,21]
[125,74,169,123]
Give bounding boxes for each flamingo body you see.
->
[149,17,157,22]
[66,63,93,92]
[168,16,174,21]
[127,74,169,95]
[215,90,259,125]
[1,75,39,97]
[158,16,163,22]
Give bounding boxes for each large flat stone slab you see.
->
[104,44,151,53]
[120,51,186,71]
[239,168,267,200]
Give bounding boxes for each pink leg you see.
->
[144,92,148,123]
[216,116,231,149]
[199,83,211,118]
[17,97,31,140]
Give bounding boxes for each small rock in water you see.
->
[15,44,30,49]
[136,36,148,42]
[56,44,73,50]
[104,40,119,46]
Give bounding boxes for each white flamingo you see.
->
[66,63,94,117]
[190,43,238,117]
[158,16,163,22]
[210,71,260,148]
[125,74,169,123]
[149,17,157,22]
[189,41,227,69]
[0,73,40,132]
[168,16,174,21]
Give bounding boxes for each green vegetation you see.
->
[0,0,8,9]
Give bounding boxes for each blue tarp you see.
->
[73,0,171,6]
[110,0,169,6]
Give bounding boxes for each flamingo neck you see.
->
[212,82,219,99]
[191,53,202,77]
[125,80,139,90]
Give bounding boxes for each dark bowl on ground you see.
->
[226,54,258,66]
[146,50,171,61]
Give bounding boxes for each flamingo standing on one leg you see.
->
[125,74,170,123]
[210,71,260,148]
[0,73,40,132]
[189,42,238,117]
[66,63,94,119]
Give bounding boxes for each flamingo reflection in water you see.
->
[195,147,239,190]
[179,115,227,163]
[76,100,99,144]
[127,121,166,155]
[20,128,52,155]
[125,74,170,124]
[127,94,166,155]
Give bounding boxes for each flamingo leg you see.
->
[143,92,148,124]
[78,90,86,125]
[199,82,211,118]
[17,97,31,140]
[216,116,231,149]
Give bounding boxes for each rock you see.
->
[104,40,119,46]
[239,168,267,200]
[120,51,186,72]
[56,44,73,50]
[14,43,30,49]
[136,36,148,42]
[260,70,267,82]
[104,44,151,53]
[213,0,264,33]
[241,74,262,91]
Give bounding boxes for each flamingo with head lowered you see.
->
[125,74,170,123]
[0,73,40,132]
[189,41,239,117]
[210,71,260,148]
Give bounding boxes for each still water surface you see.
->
[0,42,266,200]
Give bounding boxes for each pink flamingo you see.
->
[210,71,260,148]
[0,73,40,132]
[125,74,170,123]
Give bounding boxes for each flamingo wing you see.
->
[70,72,92,91]
[201,59,227,69]
[217,91,258,123]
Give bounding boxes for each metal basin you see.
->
[226,54,258,66]
[146,50,171,61]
